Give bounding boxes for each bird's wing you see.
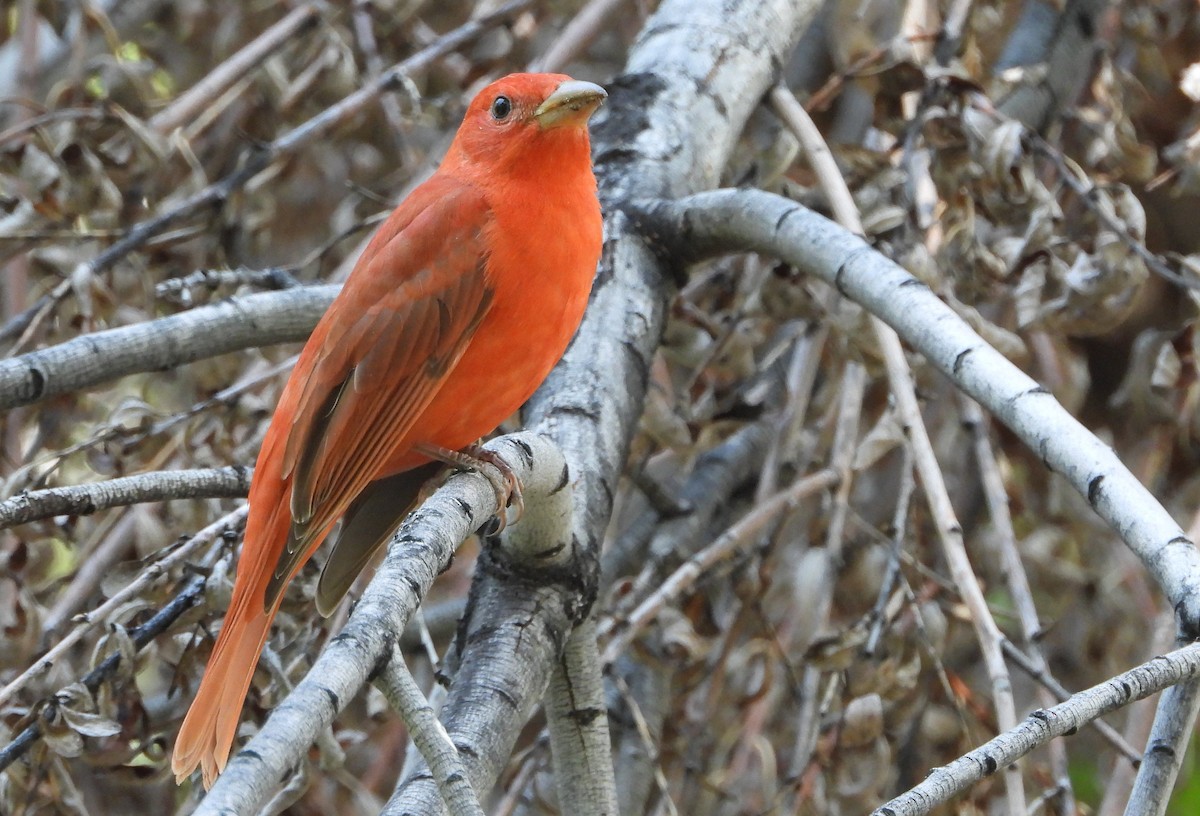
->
[313,462,442,616]
[264,178,494,607]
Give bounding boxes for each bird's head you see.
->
[445,73,607,175]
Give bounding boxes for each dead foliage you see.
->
[2,0,1200,814]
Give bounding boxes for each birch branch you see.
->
[1125,648,1200,816]
[383,435,585,814]
[374,644,484,816]
[0,285,336,410]
[514,1,822,811]
[191,433,563,814]
[631,189,1200,638]
[544,620,616,816]
[871,642,1200,816]
[0,466,251,529]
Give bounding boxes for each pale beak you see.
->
[534,80,607,129]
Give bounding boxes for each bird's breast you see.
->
[383,174,602,471]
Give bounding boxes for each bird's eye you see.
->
[490,95,512,121]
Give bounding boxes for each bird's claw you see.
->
[465,445,524,533]
[415,442,524,533]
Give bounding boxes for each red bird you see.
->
[173,73,606,788]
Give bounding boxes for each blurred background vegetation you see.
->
[2,0,1200,813]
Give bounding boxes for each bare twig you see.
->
[531,0,632,73]
[350,0,410,156]
[963,396,1077,805]
[602,468,840,665]
[0,574,208,772]
[154,267,300,305]
[864,444,916,655]
[0,506,246,710]
[1024,132,1200,291]
[871,642,1200,816]
[1125,642,1200,816]
[375,644,484,816]
[1001,640,1140,763]
[0,466,251,529]
[148,4,322,134]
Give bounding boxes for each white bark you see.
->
[383,436,580,814]
[872,642,1200,816]
[1124,660,1200,816]
[0,466,251,528]
[374,644,484,816]
[0,286,336,410]
[634,189,1200,638]
[191,434,565,815]
[543,620,618,816]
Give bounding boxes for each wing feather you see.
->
[264,180,495,607]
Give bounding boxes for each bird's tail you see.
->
[171,591,275,789]
[173,437,294,790]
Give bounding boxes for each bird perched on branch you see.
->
[173,72,606,788]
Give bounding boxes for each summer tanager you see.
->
[172,73,606,788]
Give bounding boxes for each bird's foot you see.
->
[415,442,524,532]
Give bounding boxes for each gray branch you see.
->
[632,189,1200,638]
[384,437,585,814]
[191,433,561,815]
[374,644,484,816]
[870,642,1200,816]
[0,285,336,410]
[1125,637,1200,816]
[524,0,822,545]
[0,466,252,529]
[544,620,617,816]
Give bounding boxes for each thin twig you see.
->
[1024,131,1199,291]
[872,642,1200,816]
[375,645,484,816]
[864,443,916,655]
[532,0,633,73]
[0,506,246,709]
[148,4,322,134]
[0,466,251,529]
[602,468,840,665]
[1001,640,1141,763]
[963,395,1078,806]
[0,574,207,772]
